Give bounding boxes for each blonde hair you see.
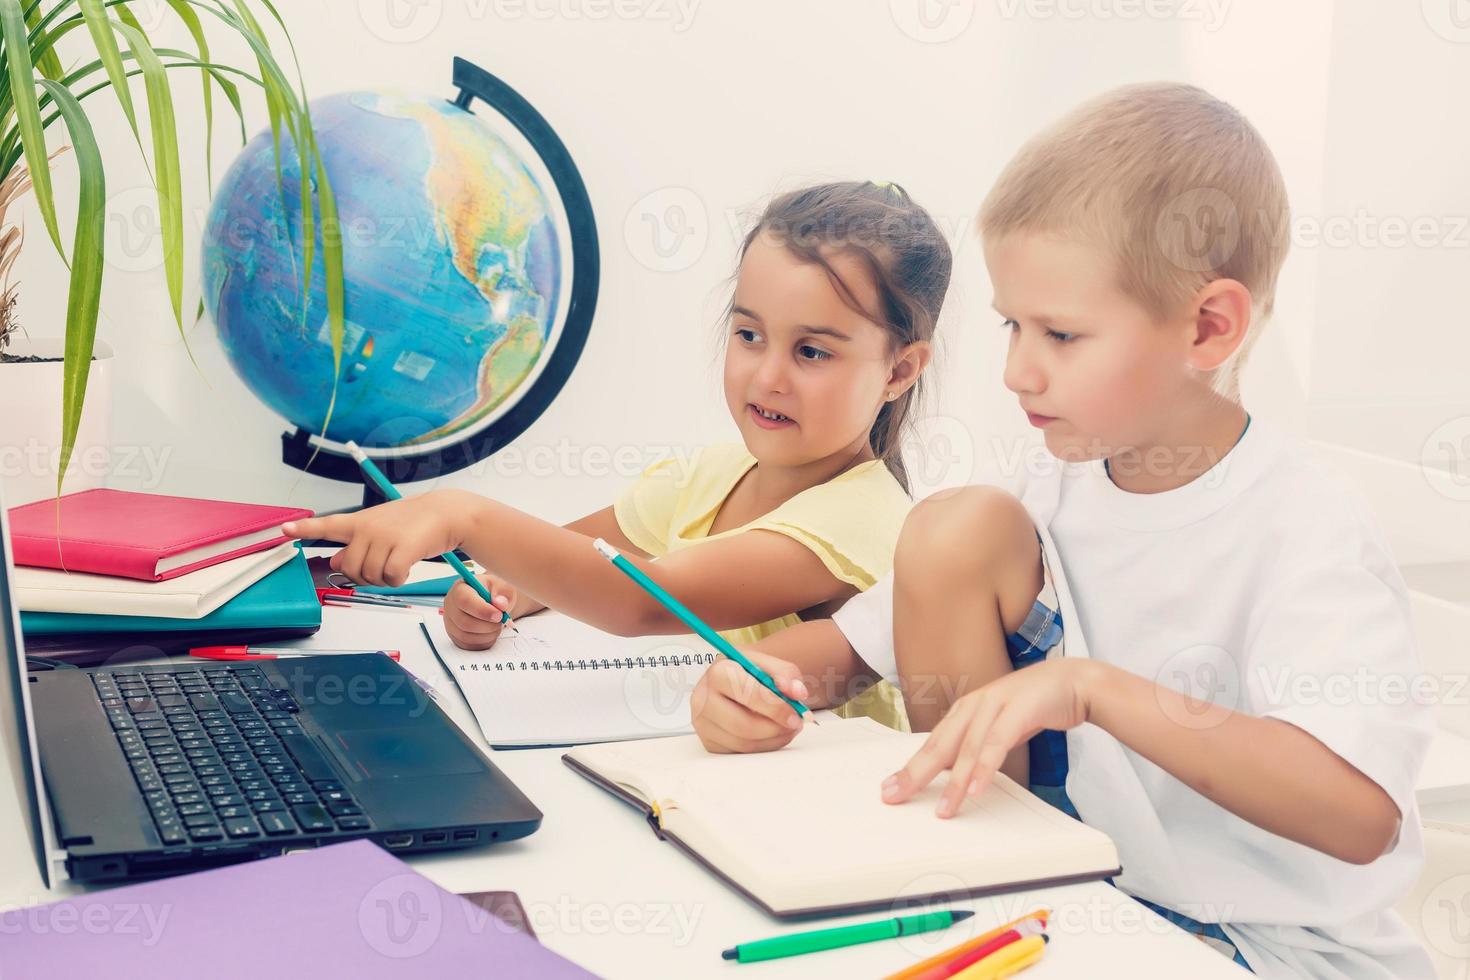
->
[978,82,1289,399]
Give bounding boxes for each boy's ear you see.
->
[1187,278,1253,372]
[888,339,933,395]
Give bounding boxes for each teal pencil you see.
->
[591,538,810,719]
[344,441,514,630]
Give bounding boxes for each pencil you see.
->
[591,538,811,720]
[344,441,516,632]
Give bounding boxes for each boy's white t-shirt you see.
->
[832,418,1436,979]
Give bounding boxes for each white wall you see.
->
[2,0,1455,524]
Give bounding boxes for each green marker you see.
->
[344,441,513,629]
[592,538,809,718]
[721,909,975,963]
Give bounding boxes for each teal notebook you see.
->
[20,551,320,636]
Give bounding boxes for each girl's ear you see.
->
[886,340,933,398]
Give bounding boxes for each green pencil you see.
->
[591,538,810,718]
[722,909,975,963]
[344,441,514,630]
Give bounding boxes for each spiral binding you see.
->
[457,652,717,673]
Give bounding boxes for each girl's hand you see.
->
[442,574,517,651]
[281,490,473,587]
[882,659,1098,818]
[692,651,811,754]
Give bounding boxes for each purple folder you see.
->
[0,840,596,979]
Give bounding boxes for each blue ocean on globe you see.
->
[202,90,563,447]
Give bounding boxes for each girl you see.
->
[284,180,952,730]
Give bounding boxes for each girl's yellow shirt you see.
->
[614,443,912,731]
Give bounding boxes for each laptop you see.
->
[0,487,542,886]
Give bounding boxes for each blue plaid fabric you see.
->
[1003,599,1070,792]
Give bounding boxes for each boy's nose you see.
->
[1003,343,1045,396]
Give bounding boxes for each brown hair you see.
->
[732,181,952,493]
[979,82,1290,400]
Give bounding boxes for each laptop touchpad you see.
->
[327,727,487,780]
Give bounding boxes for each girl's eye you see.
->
[798,345,832,361]
[735,328,760,344]
[1046,329,1077,344]
[1000,319,1019,333]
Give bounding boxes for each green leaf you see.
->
[78,0,142,148]
[24,0,64,81]
[36,79,104,495]
[111,19,187,341]
[0,0,65,259]
[163,0,218,179]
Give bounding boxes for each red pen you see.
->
[188,646,401,662]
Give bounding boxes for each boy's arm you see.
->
[883,656,1404,865]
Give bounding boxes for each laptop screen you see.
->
[0,487,62,887]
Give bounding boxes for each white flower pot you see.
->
[0,338,114,506]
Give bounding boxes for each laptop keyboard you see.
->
[91,665,371,847]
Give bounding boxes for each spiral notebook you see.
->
[424,611,716,748]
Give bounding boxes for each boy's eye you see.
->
[798,344,832,361]
[1045,328,1077,344]
[1000,318,1019,332]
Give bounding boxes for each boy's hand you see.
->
[281,490,473,588]
[882,659,1096,818]
[442,574,517,651]
[692,651,811,754]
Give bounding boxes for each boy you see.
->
[690,83,1434,978]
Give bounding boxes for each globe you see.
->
[202,88,575,450]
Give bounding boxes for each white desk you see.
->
[0,597,1247,978]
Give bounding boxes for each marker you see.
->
[344,441,515,631]
[722,910,974,964]
[188,646,401,662]
[592,538,810,720]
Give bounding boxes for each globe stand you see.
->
[277,55,600,515]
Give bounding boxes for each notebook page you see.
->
[570,719,1118,912]
[428,611,717,746]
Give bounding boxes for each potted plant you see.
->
[0,0,345,502]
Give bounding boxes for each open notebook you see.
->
[425,610,715,747]
[564,716,1122,919]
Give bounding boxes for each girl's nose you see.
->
[752,351,790,394]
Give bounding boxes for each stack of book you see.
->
[8,488,322,665]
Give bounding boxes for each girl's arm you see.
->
[881,658,1401,865]
[456,492,857,636]
[283,489,858,638]
[462,505,651,620]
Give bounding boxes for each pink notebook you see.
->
[7,488,312,581]
[0,840,596,979]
